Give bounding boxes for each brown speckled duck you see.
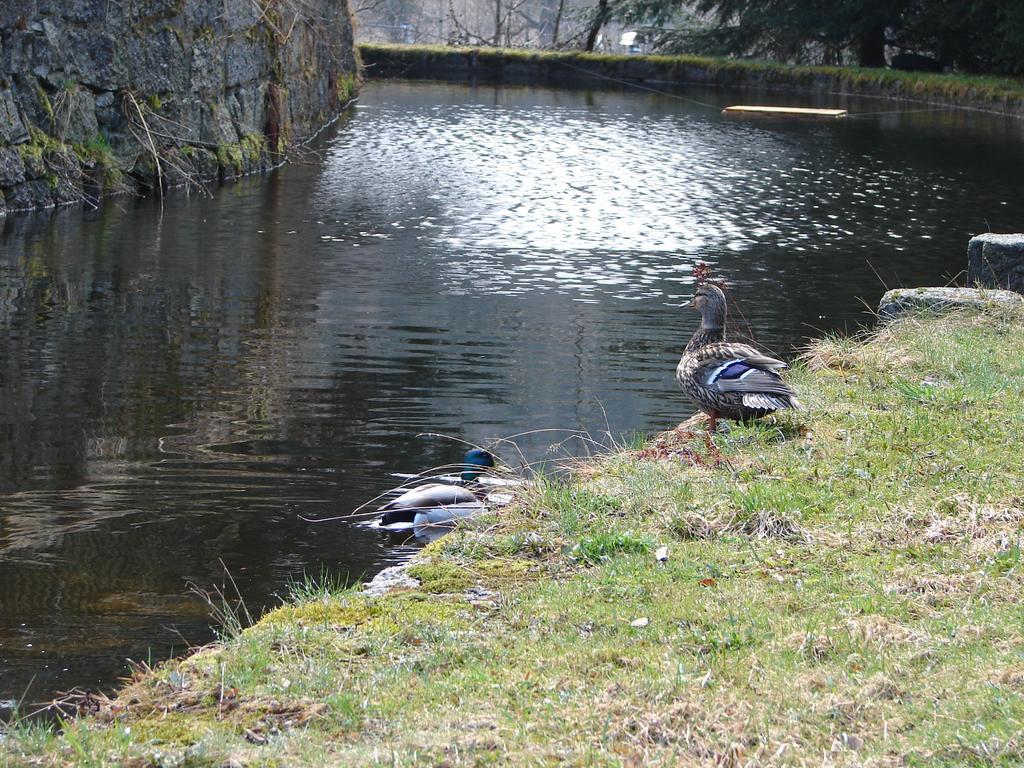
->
[676,283,801,432]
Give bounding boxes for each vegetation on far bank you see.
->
[4,304,1024,766]
[358,43,1024,113]
[361,0,1023,76]
[668,0,1024,73]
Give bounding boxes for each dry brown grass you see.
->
[800,327,912,373]
[846,616,930,651]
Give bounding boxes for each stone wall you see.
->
[0,0,358,215]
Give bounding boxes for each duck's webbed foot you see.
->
[702,411,724,461]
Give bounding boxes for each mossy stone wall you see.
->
[0,0,359,215]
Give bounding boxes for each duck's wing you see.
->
[412,503,482,529]
[693,345,801,411]
[390,472,520,487]
[379,483,480,527]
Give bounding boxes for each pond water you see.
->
[1,80,1022,709]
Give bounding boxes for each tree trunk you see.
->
[584,0,608,52]
[857,23,887,67]
[494,0,502,45]
[551,0,565,47]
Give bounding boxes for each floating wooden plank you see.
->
[722,105,848,118]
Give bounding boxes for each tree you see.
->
[900,0,1024,73]
[578,0,690,51]
[690,0,907,67]
[686,0,1024,73]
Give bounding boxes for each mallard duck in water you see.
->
[676,283,801,433]
[378,449,495,530]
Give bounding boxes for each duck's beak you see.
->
[680,297,695,308]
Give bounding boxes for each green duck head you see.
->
[460,449,495,482]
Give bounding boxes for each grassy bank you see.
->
[358,43,1024,116]
[4,304,1024,766]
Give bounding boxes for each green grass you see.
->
[358,43,1024,112]
[3,306,1024,766]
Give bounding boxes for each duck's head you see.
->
[460,449,495,482]
[682,283,727,329]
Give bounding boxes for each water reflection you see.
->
[1,81,1022,706]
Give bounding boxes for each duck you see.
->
[377,448,496,530]
[676,283,801,433]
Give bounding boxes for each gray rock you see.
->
[188,148,221,182]
[55,26,118,91]
[189,38,222,95]
[51,86,98,143]
[202,101,239,146]
[967,233,1024,294]
[2,27,50,80]
[94,91,122,134]
[119,28,189,96]
[11,75,52,132]
[0,2,38,29]
[225,38,268,88]
[218,0,262,31]
[878,286,1024,321]
[47,148,82,204]
[161,147,222,188]
[3,179,56,211]
[362,565,420,597]
[0,89,29,144]
[19,146,45,179]
[230,84,266,137]
[0,147,26,186]
[51,175,82,206]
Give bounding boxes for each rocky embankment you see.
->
[0,0,358,215]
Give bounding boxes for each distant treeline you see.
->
[357,0,1024,76]
[671,0,1024,73]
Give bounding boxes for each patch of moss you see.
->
[34,81,54,121]
[216,133,270,175]
[125,712,221,745]
[337,72,360,104]
[71,134,128,192]
[259,597,378,628]
[407,559,474,593]
[239,132,266,164]
[215,142,243,173]
[22,125,63,156]
[473,557,533,579]
[364,592,466,633]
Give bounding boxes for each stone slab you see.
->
[878,286,1024,322]
[968,233,1024,294]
